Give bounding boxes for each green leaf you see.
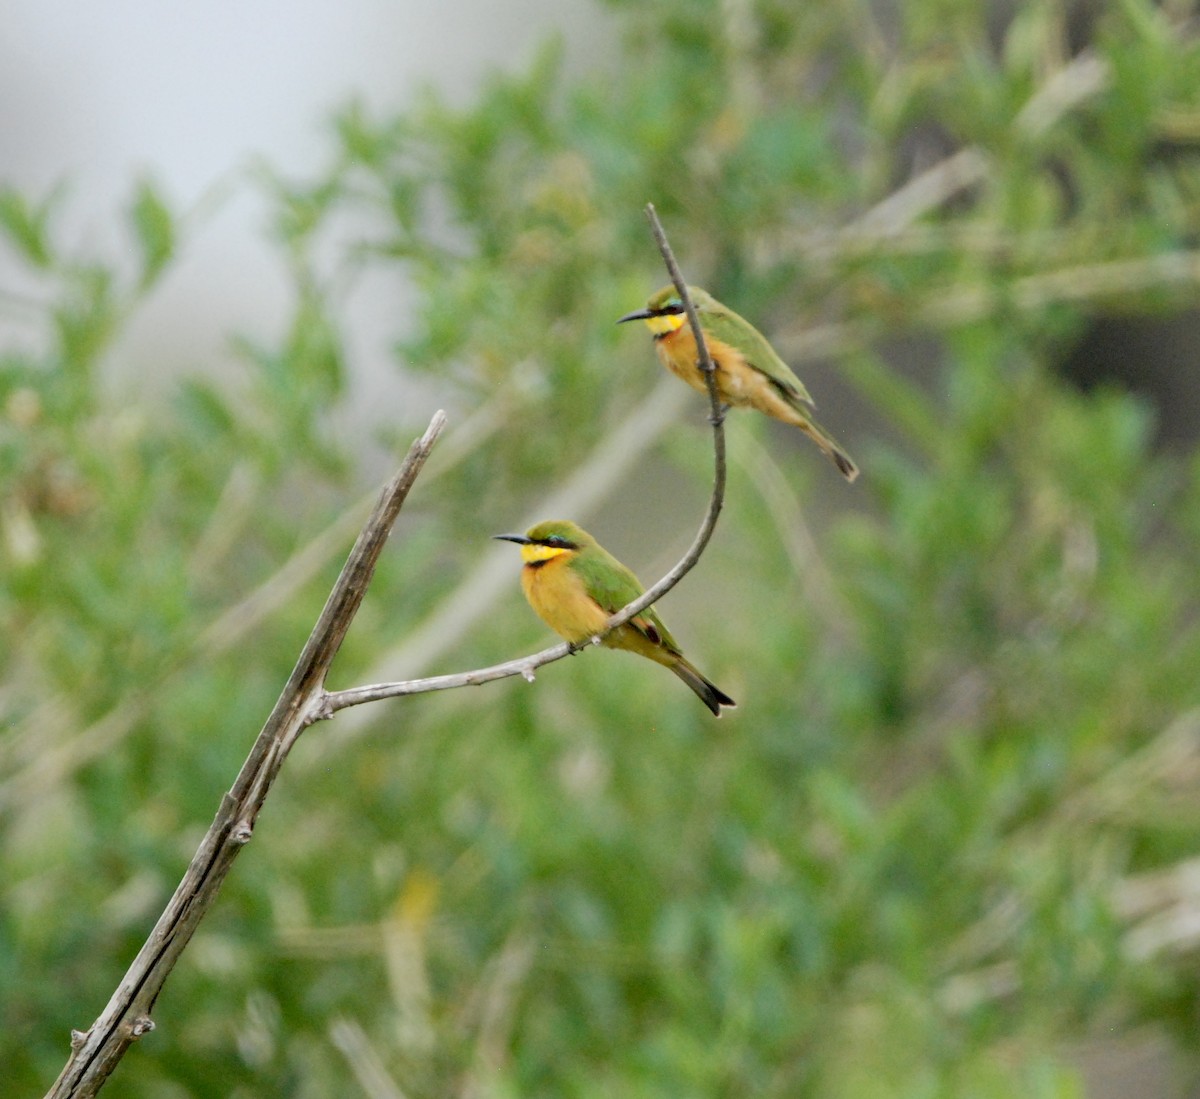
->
[129,178,175,288]
[0,186,54,268]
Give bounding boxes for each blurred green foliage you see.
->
[7,0,1200,1095]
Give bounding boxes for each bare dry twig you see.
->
[45,413,447,1099]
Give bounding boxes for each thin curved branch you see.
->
[322,203,725,717]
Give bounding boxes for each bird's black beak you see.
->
[616,307,654,324]
[493,533,531,545]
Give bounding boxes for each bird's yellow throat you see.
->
[644,312,686,336]
[519,542,572,564]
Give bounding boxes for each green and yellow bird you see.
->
[495,519,736,716]
[618,285,859,481]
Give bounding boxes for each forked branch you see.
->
[46,207,726,1098]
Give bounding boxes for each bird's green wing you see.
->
[703,303,814,408]
[571,546,681,652]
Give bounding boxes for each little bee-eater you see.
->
[619,285,859,481]
[495,519,736,716]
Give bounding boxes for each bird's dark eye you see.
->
[544,534,573,548]
[665,299,684,314]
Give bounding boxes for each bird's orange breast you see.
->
[654,325,701,383]
[521,556,609,643]
[655,328,761,406]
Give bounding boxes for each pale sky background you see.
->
[1,0,615,425]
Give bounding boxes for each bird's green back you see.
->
[696,294,814,407]
[569,544,680,652]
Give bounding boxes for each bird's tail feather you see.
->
[800,418,859,482]
[671,658,737,717]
